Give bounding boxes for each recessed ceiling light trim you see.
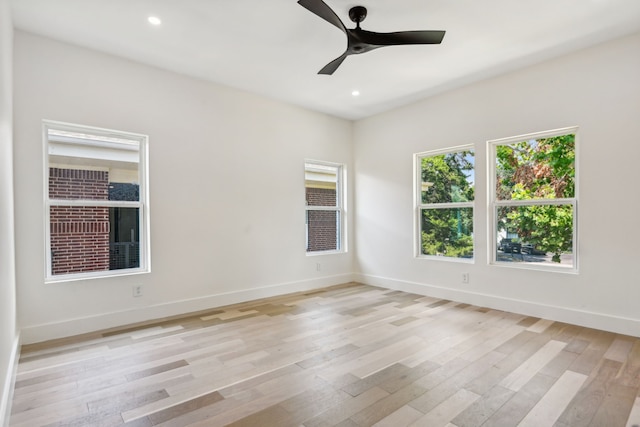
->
[147,16,162,26]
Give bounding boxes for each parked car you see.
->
[499,238,521,253]
[521,243,546,255]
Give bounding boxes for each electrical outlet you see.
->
[133,285,143,297]
[462,273,469,284]
[316,263,321,272]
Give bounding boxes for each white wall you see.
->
[0,0,18,423]
[353,32,640,336]
[13,31,354,344]
[12,27,640,345]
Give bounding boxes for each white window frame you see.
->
[44,120,151,282]
[488,126,578,272]
[304,160,346,255]
[414,145,475,262]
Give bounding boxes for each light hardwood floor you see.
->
[9,283,640,426]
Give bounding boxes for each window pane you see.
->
[305,183,336,207]
[109,183,140,202]
[421,151,474,204]
[496,205,574,268]
[109,207,140,270]
[48,130,140,201]
[306,210,339,252]
[50,205,110,275]
[49,206,141,275]
[48,165,139,201]
[305,163,338,207]
[420,207,473,258]
[496,134,575,201]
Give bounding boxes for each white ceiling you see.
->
[10,0,640,120]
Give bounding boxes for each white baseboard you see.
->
[356,273,640,338]
[20,274,356,345]
[1,333,20,427]
[21,271,639,344]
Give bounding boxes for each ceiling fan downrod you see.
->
[348,6,367,29]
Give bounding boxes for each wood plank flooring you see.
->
[9,283,640,426]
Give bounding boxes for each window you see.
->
[44,121,150,281]
[305,161,345,253]
[489,127,577,270]
[415,147,474,260]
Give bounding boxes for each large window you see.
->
[44,121,150,282]
[489,127,577,270]
[305,161,345,254]
[415,147,474,260]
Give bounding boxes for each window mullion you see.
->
[48,199,142,208]
[305,206,339,212]
[495,198,575,207]
[420,201,474,210]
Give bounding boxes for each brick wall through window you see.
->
[306,187,338,252]
[49,168,110,274]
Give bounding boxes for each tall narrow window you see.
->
[489,127,577,270]
[415,147,475,260]
[44,121,150,281]
[305,161,345,253]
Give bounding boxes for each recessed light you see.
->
[148,16,162,26]
[352,90,360,97]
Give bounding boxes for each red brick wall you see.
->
[306,187,338,252]
[49,168,110,275]
[49,168,109,200]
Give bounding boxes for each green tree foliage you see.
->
[496,134,575,262]
[421,151,474,258]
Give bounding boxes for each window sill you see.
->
[306,250,347,257]
[490,261,578,275]
[45,268,151,284]
[416,255,474,264]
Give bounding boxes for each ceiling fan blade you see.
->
[318,52,348,75]
[358,30,445,46]
[297,0,346,35]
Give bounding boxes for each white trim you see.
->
[414,145,475,260]
[414,144,475,158]
[45,268,150,285]
[355,273,640,338]
[417,255,475,264]
[487,126,579,146]
[305,249,348,257]
[48,199,141,208]
[304,159,347,254]
[487,126,578,272]
[44,120,148,143]
[304,205,341,212]
[420,201,474,210]
[20,274,356,344]
[493,198,574,208]
[42,120,151,283]
[48,134,140,150]
[1,334,20,427]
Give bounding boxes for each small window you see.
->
[415,147,475,260]
[305,161,345,254]
[44,121,150,281]
[489,127,577,270]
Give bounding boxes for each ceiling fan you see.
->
[297,0,446,75]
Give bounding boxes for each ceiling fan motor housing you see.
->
[349,6,367,25]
